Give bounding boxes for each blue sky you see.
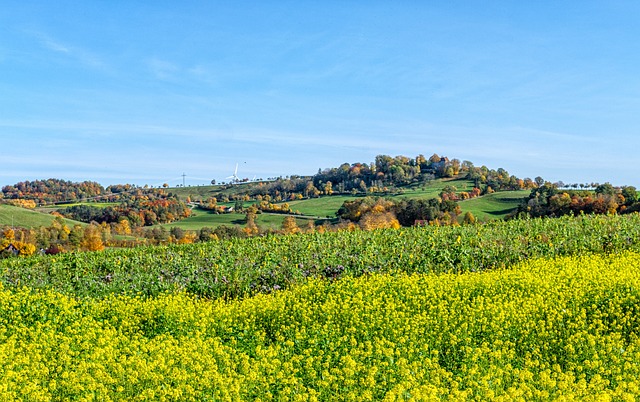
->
[1,1,639,188]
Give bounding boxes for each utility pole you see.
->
[182,173,186,187]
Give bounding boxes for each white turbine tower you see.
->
[226,163,240,183]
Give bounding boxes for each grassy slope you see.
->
[0,204,84,228]
[287,195,358,217]
[163,208,314,231]
[399,177,476,198]
[167,185,219,201]
[458,190,530,221]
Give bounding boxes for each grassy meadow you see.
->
[458,190,530,221]
[163,208,317,231]
[0,204,83,229]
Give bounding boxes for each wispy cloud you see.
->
[40,36,70,53]
[148,58,180,80]
[31,31,107,70]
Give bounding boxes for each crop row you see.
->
[2,252,640,400]
[2,214,640,299]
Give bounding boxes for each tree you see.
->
[234,199,244,213]
[304,182,320,198]
[450,159,461,175]
[2,228,15,241]
[621,186,638,205]
[199,227,217,242]
[463,211,476,225]
[595,182,616,196]
[282,216,300,234]
[81,224,105,251]
[324,181,333,195]
[359,180,368,194]
[359,212,400,230]
[244,206,259,236]
[116,219,132,235]
[170,227,185,242]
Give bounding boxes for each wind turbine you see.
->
[226,163,240,183]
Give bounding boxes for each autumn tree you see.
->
[463,211,477,225]
[282,216,300,234]
[81,224,105,251]
[429,153,441,164]
[324,181,333,195]
[244,206,259,236]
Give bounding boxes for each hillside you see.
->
[162,207,318,231]
[0,204,84,228]
[458,190,530,221]
[157,177,524,231]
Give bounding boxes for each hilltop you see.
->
[2,152,636,255]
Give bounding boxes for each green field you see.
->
[162,207,317,231]
[39,202,118,210]
[166,184,219,201]
[4,213,639,299]
[287,195,360,217]
[0,204,84,228]
[399,177,476,198]
[458,190,530,221]
[3,214,640,399]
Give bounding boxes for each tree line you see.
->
[511,182,639,218]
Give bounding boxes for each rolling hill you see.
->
[0,204,85,228]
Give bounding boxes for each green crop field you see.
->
[2,214,640,400]
[3,213,639,299]
[459,190,530,221]
[0,204,84,229]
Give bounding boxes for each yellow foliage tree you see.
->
[463,211,477,225]
[8,199,37,209]
[81,224,105,251]
[359,212,401,230]
[244,207,259,236]
[2,227,15,241]
[15,241,36,256]
[176,231,197,244]
[118,219,132,235]
[282,216,300,235]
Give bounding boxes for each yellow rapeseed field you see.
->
[2,252,640,401]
